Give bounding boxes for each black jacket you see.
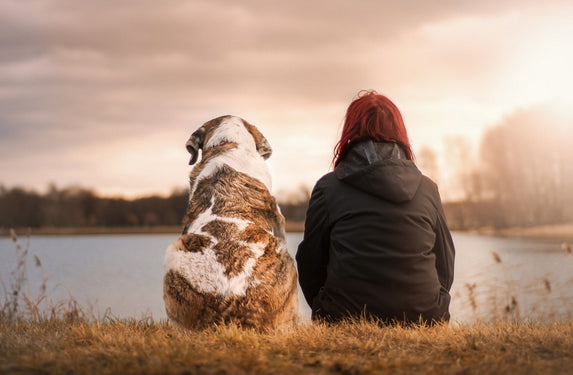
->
[296,140,455,323]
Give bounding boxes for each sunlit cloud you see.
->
[1,0,572,199]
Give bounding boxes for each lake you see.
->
[1,232,572,324]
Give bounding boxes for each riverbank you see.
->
[0,221,306,237]
[493,223,573,241]
[1,318,571,375]
[466,223,573,241]
[0,226,182,236]
[3,222,572,244]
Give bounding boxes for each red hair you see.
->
[333,90,414,166]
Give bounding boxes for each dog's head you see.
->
[186,115,272,165]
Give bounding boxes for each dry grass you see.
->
[0,318,571,375]
[1,229,94,323]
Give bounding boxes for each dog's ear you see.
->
[186,126,206,165]
[243,121,272,159]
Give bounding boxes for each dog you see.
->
[163,115,298,330]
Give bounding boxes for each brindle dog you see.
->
[163,115,298,330]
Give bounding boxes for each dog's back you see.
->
[163,116,298,330]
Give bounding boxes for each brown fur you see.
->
[183,165,285,238]
[180,233,212,253]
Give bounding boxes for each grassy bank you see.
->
[0,225,182,236]
[0,222,306,236]
[2,222,572,239]
[492,223,573,241]
[0,318,571,375]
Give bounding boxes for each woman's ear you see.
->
[186,126,206,165]
[243,120,272,159]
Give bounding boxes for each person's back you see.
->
[296,91,455,324]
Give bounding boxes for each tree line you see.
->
[441,106,573,230]
[0,184,309,230]
[0,185,188,229]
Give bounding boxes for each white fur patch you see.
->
[163,198,268,297]
[190,117,272,196]
[204,117,256,151]
[164,242,261,297]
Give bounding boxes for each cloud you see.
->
[1,0,572,197]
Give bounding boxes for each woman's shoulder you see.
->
[315,171,336,185]
[419,174,439,193]
[309,172,339,200]
[417,175,446,210]
[313,171,351,192]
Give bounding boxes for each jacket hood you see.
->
[334,140,422,203]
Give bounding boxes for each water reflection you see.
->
[446,232,573,323]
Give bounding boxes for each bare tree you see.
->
[478,106,573,227]
[443,136,484,202]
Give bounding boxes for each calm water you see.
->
[1,232,572,323]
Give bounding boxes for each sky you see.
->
[1,0,572,200]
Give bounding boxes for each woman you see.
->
[296,90,455,324]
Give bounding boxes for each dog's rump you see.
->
[163,164,296,329]
[163,249,298,329]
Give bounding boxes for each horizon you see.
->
[1,1,572,201]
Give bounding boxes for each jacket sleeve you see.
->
[432,189,455,292]
[296,179,330,307]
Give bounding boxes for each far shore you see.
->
[0,221,307,237]
[2,222,573,241]
[469,222,573,241]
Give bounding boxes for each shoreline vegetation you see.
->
[0,222,305,237]
[473,223,573,241]
[2,221,573,240]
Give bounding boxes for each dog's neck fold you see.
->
[189,144,272,198]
